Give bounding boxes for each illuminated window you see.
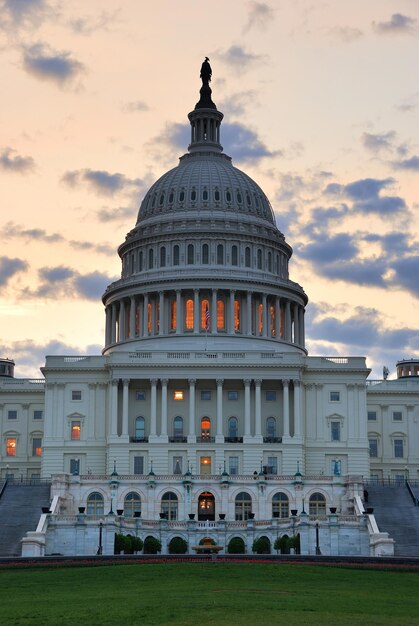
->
[147,303,152,334]
[173,245,179,266]
[309,493,326,515]
[217,299,225,330]
[232,245,238,266]
[201,299,210,330]
[6,437,16,456]
[72,390,82,401]
[201,417,211,439]
[32,437,42,457]
[124,492,141,517]
[235,492,252,520]
[170,300,176,331]
[71,421,81,440]
[86,492,104,515]
[234,300,240,331]
[270,304,275,336]
[161,491,178,520]
[135,304,140,335]
[173,391,184,401]
[200,456,211,475]
[185,298,194,330]
[202,243,209,264]
[272,492,289,518]
[258,303,263,335]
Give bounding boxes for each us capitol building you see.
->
[1,61,418,557]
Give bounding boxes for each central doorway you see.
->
[198,491,215,521]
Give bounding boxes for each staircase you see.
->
[0,482,51,556]
[366,483,419,556]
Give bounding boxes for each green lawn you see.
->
[1,562,418,625]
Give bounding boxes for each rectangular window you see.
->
[32,438,42,457]
[228,391,238,401]
[33,410,43,420]
[265,391,276,401]
[267,456,278,475]
[393,411,403,421]
[229,456,239,475]
[7,410,17,420]
[331,421,341,441]
[173,456,183,474]
[173,391,184,401]
[134,456,144,475]
[6,437,17,456]
[200,390,211,401]
[367,411,377,421]
[330,391,340,402]
[369,439,378,458]
[200,456,211,475]
[71,421,81,440]
[71,390,82,401]
[70,458,80,475]
[394,439,404,458]
[136,391,146,401]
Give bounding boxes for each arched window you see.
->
[257,249,262,269]
[268,251,272,272]
[202,243,209,264]
[309,493,326,515]
[235,492,252,521]
[170,300,176,331]
[266,417,276,439]
[161,491,178,520]
[173,245,179,266]
[201,299,210,330]
[232,245,238,266]
[258,303,263,335]
[201,417,211,440]
[148,248,154,269]
[179,189,185,202]
[217,300,225,330]
[138,250,143,272]
[234,300,240,331]
[217,244,224,265]
[245,247,251,267]
[135,416,145,440]
[169,191,174,204]
[147,302,152,334]
[246,192,252,207]
[236,191,242,204]
[191,189,197,202]
[276,254,279,274]
[187,244,194,265]
[203,189,208,201]
[86,492,104,515]
[173,416,184,439]
[226,190,232,203]
[214,189,220,202]
[160,247,166,267]
[159,192,165,206]
[228,417,238,439]
[185,298,194,330]
[124,492,141,517]
[272,492,289,518]
[270,304,275,336]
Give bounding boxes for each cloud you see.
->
[391,256,419,297]
[124,100,149,113]
[222,122,280,162]
[0,147,35,173]
[372,13,417,35]
[219,90,257,117]
[362,131,396,153]
[62,168,144,196]
[217,45,265,71]
[0,256,28,286]
[243,2,274,33]
[96,206,137,223]
[297,233,357,263]
[0,0,52,31]
[23,266,117,300]
[68,10,119,35]
[22,42,85,86]
[325,177,406,215]
[328,26,363,42]
[393,155,419,171]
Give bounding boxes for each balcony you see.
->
[263,437,282,444]
[130,437,149,443]
[168,436,188,443]
[225,437,243,443]
[196,436,215,443]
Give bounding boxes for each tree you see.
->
[252,536,271,554]
[227,537,246,554]
[144,535,162,554]
[168,536,188,554]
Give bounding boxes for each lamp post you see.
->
[109,460,119,514]
[315,520,321,555]
[97,521,103,555]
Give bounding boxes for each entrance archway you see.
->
[198,491,215,521]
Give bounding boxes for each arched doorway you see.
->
[198,491,215,521]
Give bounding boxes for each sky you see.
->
[0,0,418,380]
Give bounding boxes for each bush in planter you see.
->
[252,536,271,554]
[168,536,188,554]
[144,535,162,554]
[274,535,289,554]
[227,537,246,554]
[289,534,300,554]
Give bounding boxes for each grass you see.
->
[1,562,419,625]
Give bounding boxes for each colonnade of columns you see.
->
[104,289,305,348]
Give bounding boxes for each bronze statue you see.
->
[200,57,212,86]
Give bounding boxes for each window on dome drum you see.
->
[169,191,174,204]
[245,247,251,267]
[393,411,402,421]
[368,411,377,421]
[7,410,17,420]
[148,249,154,269]
[272,492,289,518]
[135,417,145,440]
[228,391,238,401]
[179,189,185,202]
[173,456,183,474]
[229,456,239,475]
[275,254,279,274]
[201,390,211,401]
[246,192,251,206]
[203,189,208,201]
[32,438,42,457]
[331,421,341,442]
[232,245,238,266]
[174,391,184,401]
[124,492,141,517]
[309,493,326,515]
[266,457,278,475]
[71,421,81,440]
[72,390,82,401]
[6,437,16,456]
[159,192,164,206]
[173,245,180,266]
[185,298,194,330]
[201,417,211,440]
[191,189,197,202]
[130,254,135,274]
[70,458,80,475]
[161,492,178,520]
[187,244,194,264]
[234,300,240,331]
[217,300,225,330]
[201,299,210,330]
[228,417,238,439]
[202,243,209,264]
[268,251,272,272]
[138,250,143,272]
[173,416,184,440]
[86,492,104,515]
[160,247,166,267]
[258,303,263,335]
[235,492,252,521]
[369,438,378,458]
[236,191,242,204]
[214,189,220,202]
[266,391,276,401]
[151,194,156,208]
[270,304,275,336]
[33,410,43,420]
[330,391,340,402]
[394,439,404,458]
[170,300,176,331]
[217,244,224,264]
[257,249,262,269]
[133,456,144,475]
[136,391,146,401]
[200,456,211,475]
[226,190,232,203]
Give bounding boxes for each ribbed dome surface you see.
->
[136,152,275,225]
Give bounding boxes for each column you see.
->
[211,289,217,334]
[285,301,291,341]
[293,304,299,344]
[111,303,117,344]
[299,307,305,348]
[150,379,158,438]
[246,291,252,335]
[216,379,224,443]
[56,384,65,438]
[282,379,290,438]
[229,289,235,333]
[110,379,119,438]
[160,379,168,439]
[244,379,251,438]
[88,383,96,439]
[193,289,200,334]
[105,307,112,346]
[121,379,129,438]
[254,379,262,439]
[176,290,181,334]
[315,384,324,440]
[44,383,55,439]
[142,294,149,337]
[293,380,301,438]
[275,296,280,341]
[188,378,196,442]
[129,297,136,339]
[119,299,126,341]
[159,291,164,335]
[347,384,355,440]
[262,294,267,337]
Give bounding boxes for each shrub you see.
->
[114,534,144,554]
[274,535,289,554]
[168,536,188,554]
[144,535,162,554]
[227,537,246,554]
[252,536,271,554]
